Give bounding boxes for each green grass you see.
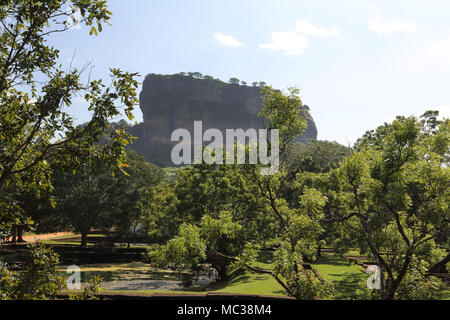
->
[312,253,367,300]
[41,234,105,246]
[6,235,448,300]
[199,251,368,298]
[211,269,286,296]
[313,253,450,300]
[438,288,450,300]
[210,251,286,296]
[42,241,96,246]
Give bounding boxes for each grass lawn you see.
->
[41,233,106,246]
[210,251,286,296]
[439,289,450,300]
[313,253,450,300]
[210,269,286,296]
[42,240,96,246]
[312,253,367,300]
[5,237,447,300]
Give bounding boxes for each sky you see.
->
[49,0,450,146]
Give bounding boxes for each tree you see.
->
[47,148,163,247]
[51,158,117,247]
[0,1,139,235]
[151,161,270,280]
[141,182,180,241]
[203,75,214,81]
[228,77,240,85]
[276,140,352,259]
[155,86,334,299]
[283,140,352,176]
[109,149,164,246]
[281,140,351,207]
[326,113,449,299]
[0,243,66,300]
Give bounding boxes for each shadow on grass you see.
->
[209,251,286,296]
[211,270,251,290]
[328,272,365,299]
[316,254,352,267]
[314,253,366,300]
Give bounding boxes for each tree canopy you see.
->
[0,0,139,236]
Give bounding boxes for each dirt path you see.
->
[21,232,76,243]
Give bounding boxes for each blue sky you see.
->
[50,0,450,146]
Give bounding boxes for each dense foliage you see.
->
[0,0,139,237]
[0,0,447,301]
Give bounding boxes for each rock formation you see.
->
[129,73,317,166]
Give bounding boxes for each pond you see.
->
[58,262,218,292]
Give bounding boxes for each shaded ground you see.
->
[3,237,447,299]
[210,269,286,296]
[100,276,214,291]
[312,253,367,300]
[209,251,287,296]
[22,232,75,243]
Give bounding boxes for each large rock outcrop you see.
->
[129,73,317,166]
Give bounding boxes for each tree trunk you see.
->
[11,225,17,244]
[428,252,450,274]
[17,226,25,243]
[377,258,386,299]
[81,232,88,248]
[214,265,228,281]
[316,245,322,258]
[386,253,412,300]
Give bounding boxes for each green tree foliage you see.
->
[281,140,351,209]
[50,157,118,247]
[228,77,240,85]
[69,275,103,300]
[203,75,214,81]
[0,0,139,235]
[284,140,352,176]
[140,182,180,240]
[325,113,449,299]
[110,149,164,245]
[0,243,66,300]
[154,86,334,299]
[46,149,163,247]
[259,86,306,154]
[154,223,206,271]
[149,162,272,279]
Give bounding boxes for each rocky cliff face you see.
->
[129,73,318,166]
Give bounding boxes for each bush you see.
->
[69,276,103,300]
[0,243,66,300]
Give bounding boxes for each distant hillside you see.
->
[129,73,318,167]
